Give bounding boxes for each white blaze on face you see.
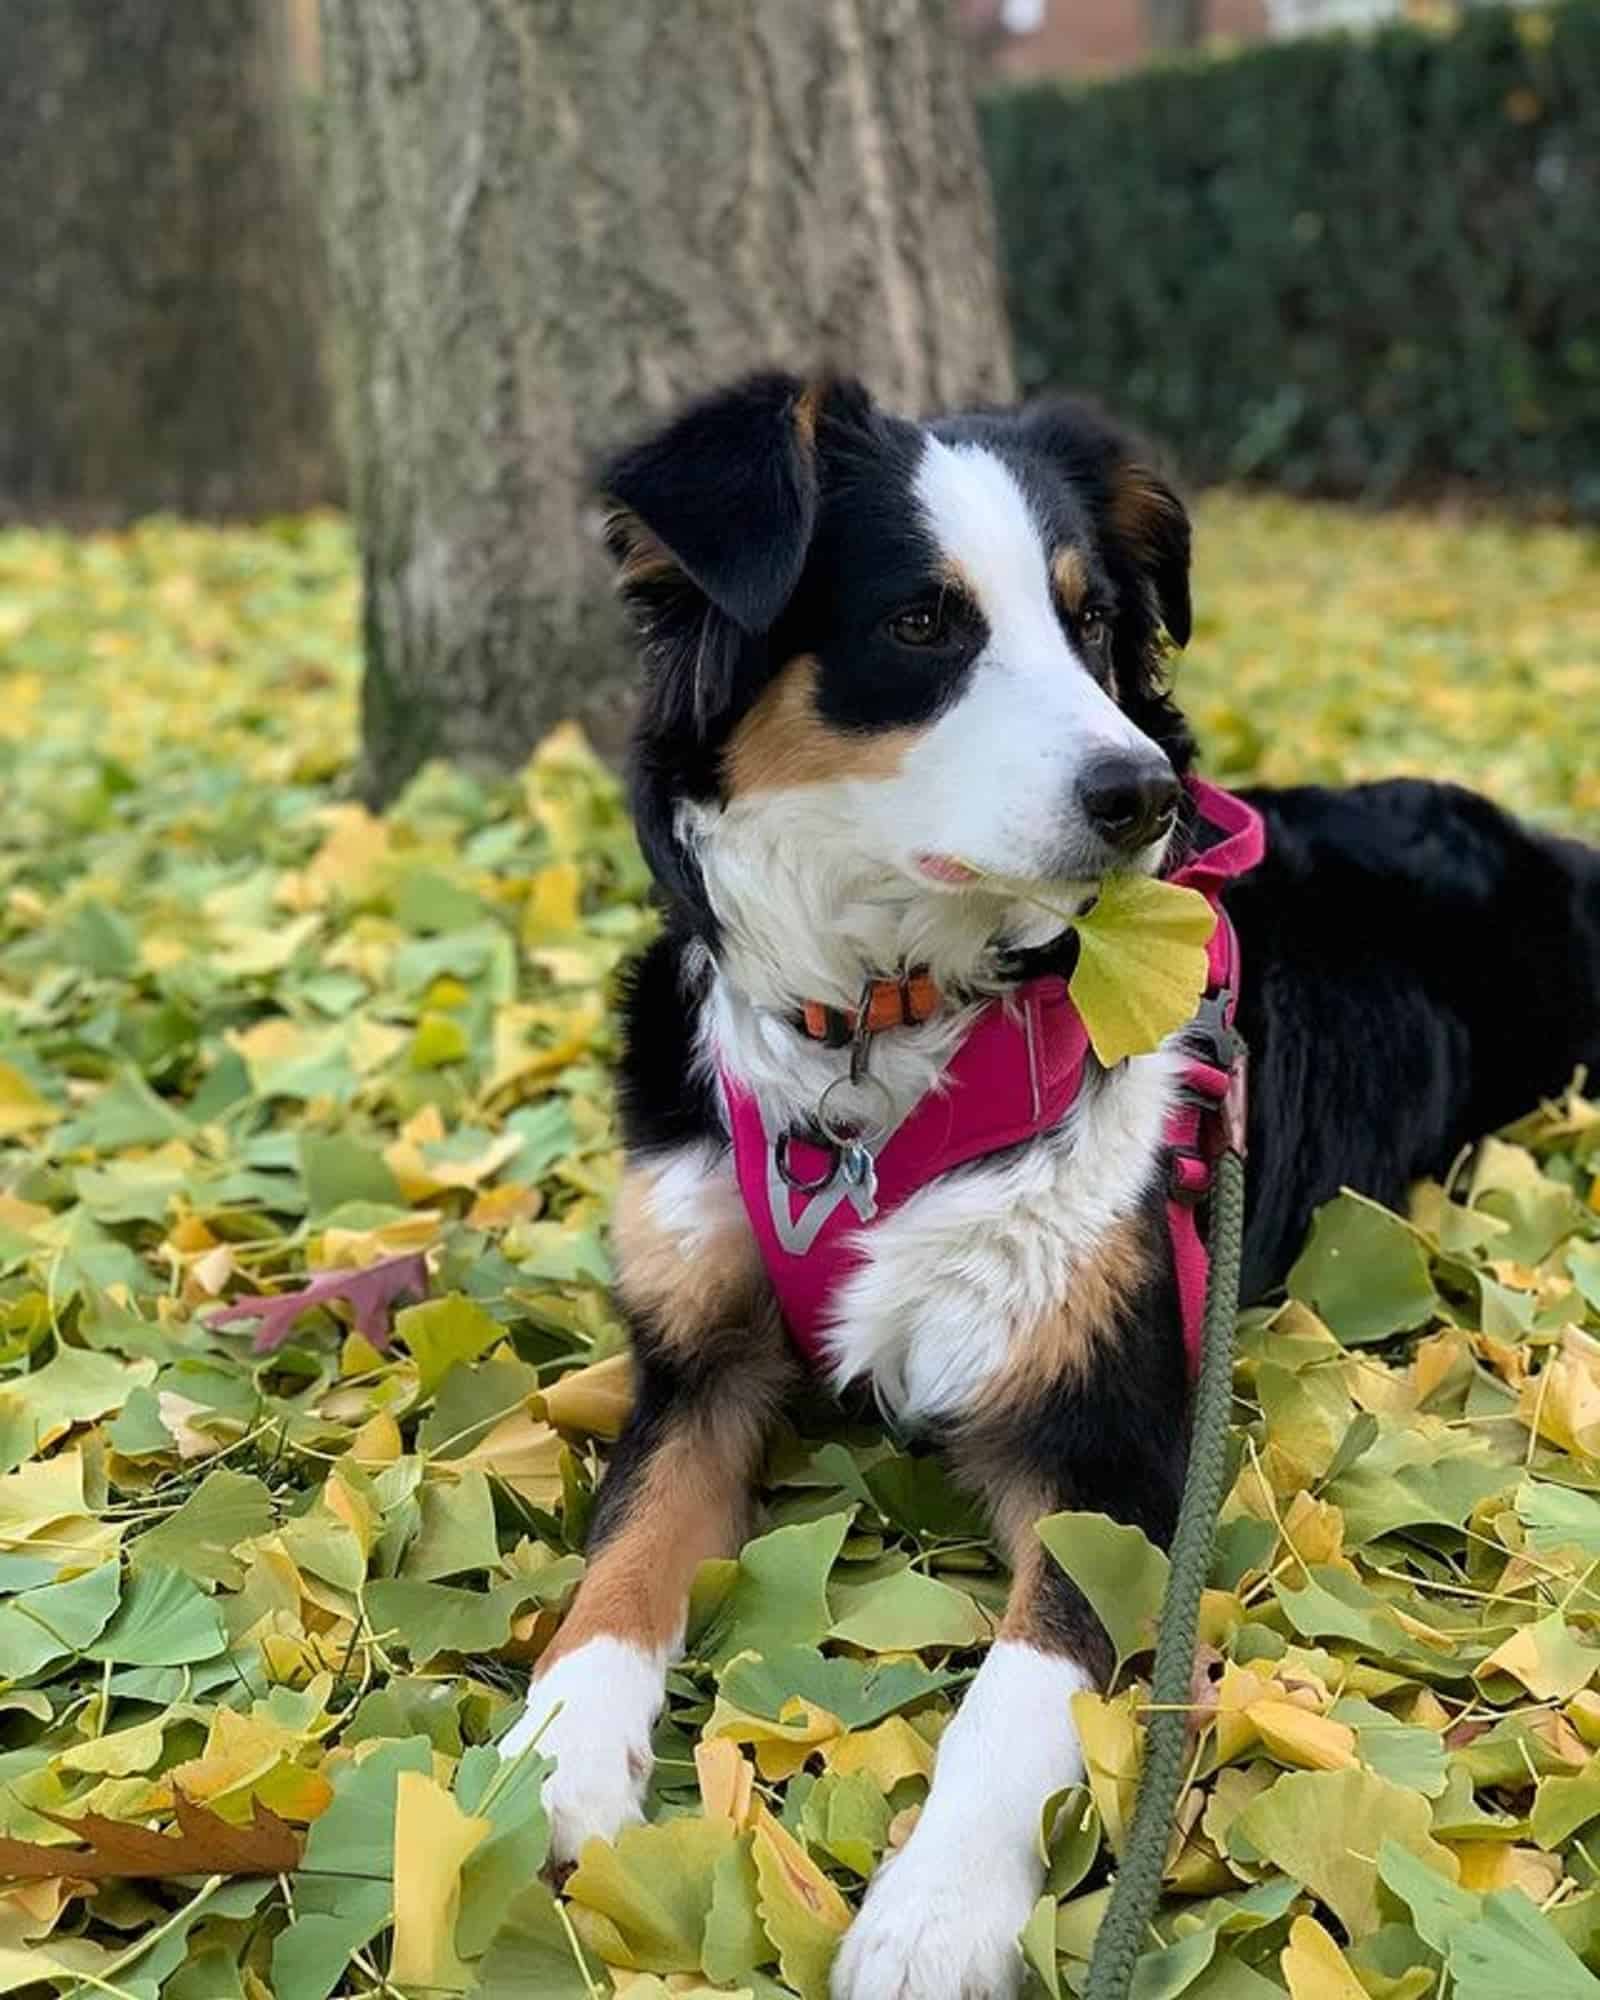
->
[691,428,1175,1035]
[869,435,1161,882]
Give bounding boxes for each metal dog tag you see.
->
[839,1141,879,1222]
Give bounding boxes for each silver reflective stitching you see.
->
[765,1142,852,1254]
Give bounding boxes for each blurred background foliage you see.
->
[983,1,1600,511]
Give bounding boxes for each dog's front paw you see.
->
[498,1637,663,1865]
[830,1838,1037,2000]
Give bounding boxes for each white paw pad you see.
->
[498,1636,664,1865]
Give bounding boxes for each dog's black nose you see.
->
[1078,755,1181,852]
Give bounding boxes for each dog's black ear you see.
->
[1019,398,1192,649]
[602,372,823,640]
[601,373,870,932]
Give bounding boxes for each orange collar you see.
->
[798,969,942,1047]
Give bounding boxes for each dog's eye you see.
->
[1079,605,1112,647]
[886,604,947,648]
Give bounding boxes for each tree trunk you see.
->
[0,2,335,524]
[1145,0,1206,52]
[319,0,1014,807]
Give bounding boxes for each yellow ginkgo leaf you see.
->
[961,866,1216,1068]
[0,1060,59,1137]
[695,1738,757,1832]
[1072,1688,1145,1856]
[1281,1914,1370,2000]
[454,1407,566,1510]
[345,1411,403,1465]
[1452,1841,1562,1900]
[1246,1698,1358,1772]
[821,1716,935,1790]
[391,1770,489,1991]
[1068,873,1218,1067]
[706,1695,845,1781]
[751,1804,851,1999]
[1481,1610,1600,1701]
[540,1351,634,1440]
[522,859,583,943]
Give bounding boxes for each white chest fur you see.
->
[641,1044,1178,1427]
[818,1046,1178,1421]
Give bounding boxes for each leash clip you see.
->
[847,975,881,1087]
[774,991,893,1220]
[1187,986,1238,1070]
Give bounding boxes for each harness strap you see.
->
[1161,882,1247,1374]
[721,778,1264,1384]
[726,976,1092,1350]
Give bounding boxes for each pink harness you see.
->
[723,780,1266,1383]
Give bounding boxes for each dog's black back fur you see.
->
[1232,778,1600,1298]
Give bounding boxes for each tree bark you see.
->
[319,0,1015,806]
[0,1,335,524]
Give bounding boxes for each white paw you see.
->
[831,1640,1084,2000]
[498,1636,663,1864]
[830,1838,1037,2000]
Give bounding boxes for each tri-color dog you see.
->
[502,372,1600,2000]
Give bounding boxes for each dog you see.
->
[501,372,1600,2000]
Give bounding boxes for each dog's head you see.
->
[602,372,1195,990]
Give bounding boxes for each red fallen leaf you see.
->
[0,1792,303,1880]
[1445,1717,1493,1751]
[202,1250,429,1354]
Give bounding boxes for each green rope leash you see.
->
[1084,1141,1247,2000]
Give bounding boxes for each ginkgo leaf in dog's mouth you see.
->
[967,865,1219,1065]
[1067,873,1217,1065]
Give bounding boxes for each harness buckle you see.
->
[1187,986,1238,1071]
[1170,988,1247,1198]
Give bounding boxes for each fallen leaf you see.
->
[390,1768,489,1990]
[0,1794,300,1878]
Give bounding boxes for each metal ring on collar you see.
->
[815,1072,894,1150]
[773,1131,838,1194]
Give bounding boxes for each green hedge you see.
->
[980,3,1600,511]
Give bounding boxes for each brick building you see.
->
[961,0,1538,78]
[963,0,1269,79]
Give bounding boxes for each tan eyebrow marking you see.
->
[1052,545,1090,614]
[937,555,980,602]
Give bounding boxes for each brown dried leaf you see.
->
[0,1792,302,1880]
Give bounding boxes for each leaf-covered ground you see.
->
[0,499,1598,2000]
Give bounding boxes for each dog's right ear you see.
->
[601,373,873,929]
[603,372,824,644]
[599,372,867,748]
